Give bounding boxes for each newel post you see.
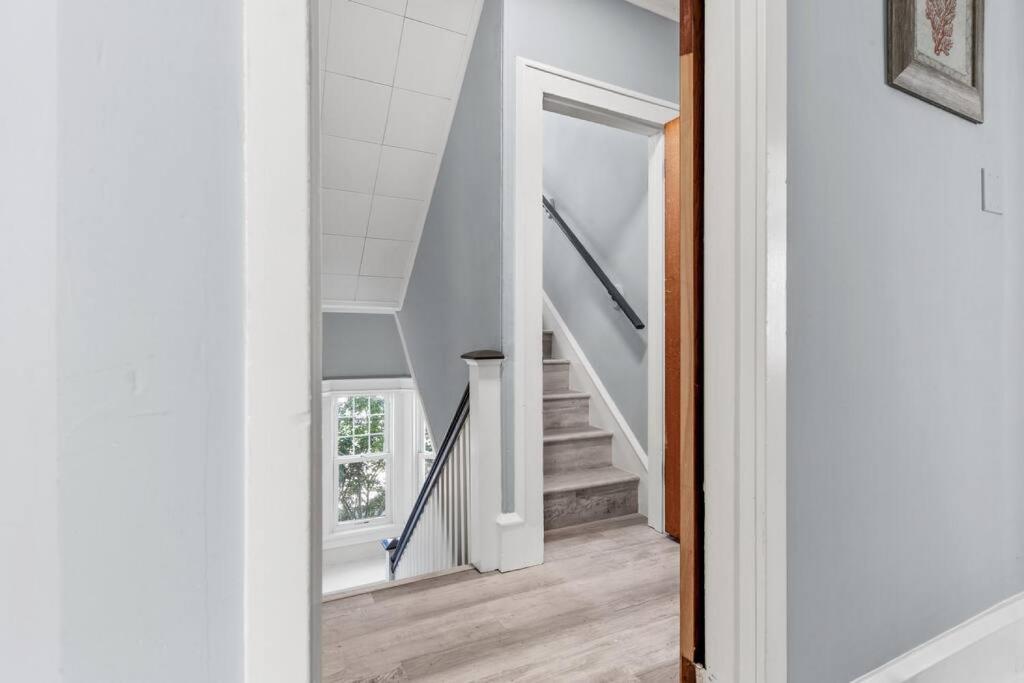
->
[461,349,504,573]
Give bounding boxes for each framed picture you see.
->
[887,0,984,123]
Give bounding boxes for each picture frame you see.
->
[887,0,985,123]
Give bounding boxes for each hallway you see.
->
[321,514,679,682]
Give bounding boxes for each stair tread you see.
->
[543,390,590,400]
[543,426,612,444]
[544,466,639,495]
[542,358,570,365]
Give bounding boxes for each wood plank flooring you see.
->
[321,514,680,682]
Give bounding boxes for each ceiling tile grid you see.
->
[319,0,482,311]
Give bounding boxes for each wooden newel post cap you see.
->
[460,350,505,360]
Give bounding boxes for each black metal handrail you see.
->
[542,196,645,330]
[382,383,470,578]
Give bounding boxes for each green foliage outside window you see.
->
[336,395,388,523]
[338,460,386,522]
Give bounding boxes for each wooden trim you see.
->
[664,117,681,542]
[679,0,705,669]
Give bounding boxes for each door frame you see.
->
[236,0,787,678]
[241,0,318,680]
[510,59,679,569]
[701,0,788,681]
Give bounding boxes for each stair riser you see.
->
[543,396,590,430]
[543,363,570,392]
[544,481,639,530]
[544,436,612,474]
[542,332,553,360]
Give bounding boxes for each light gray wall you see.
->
[0,1,60,680]
[542,112,650,448]
[399,0,503,438]
[55,0,245,680]
[788,2,1024,681]
[323,313,410,379]
[500,0,678,505]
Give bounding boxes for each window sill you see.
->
[323,521,399,550]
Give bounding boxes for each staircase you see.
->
[542,330,640,530]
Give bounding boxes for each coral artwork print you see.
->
[925,0,958,56]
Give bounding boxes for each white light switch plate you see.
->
[982,168,1004,215]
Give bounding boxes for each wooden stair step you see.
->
[542,390,591,429]
[543,426,613,473]
[542,358,571,392]
[542,425,611,444]
[543,465,640,530]
[543,465,639,495]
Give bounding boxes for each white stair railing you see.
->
[391,418,471,581]
[383,349,504,581]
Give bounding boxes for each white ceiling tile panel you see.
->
[405,0,477,34]
[322,136,381,193]
[383,88,450,153]
[374,146,436,200]
[326,1,403,84]
[356,276,405,302]
[322,189,372,237]
[394,19,466,98]
[322,73,392,142]
[323,235,366,274]
[317,0,483,310]
[350,0,407,16]
[367,195,424,241]
[360,238,413,277]
[323,274,359,301]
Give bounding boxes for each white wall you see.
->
[57,0,245,676]
[323,313,410,379]
[1,1,246,680]
[0,1,60,680]
[542,112,650,448]
[788,1,1024,680]
[399,0,503,443]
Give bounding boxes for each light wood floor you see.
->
[321,514,680,682]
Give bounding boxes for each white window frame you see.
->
[327,392,394,531]
[321,378,418,549]
[414,399,435,487]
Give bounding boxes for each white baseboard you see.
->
[542,293,650,515]
[853,591,1024,683]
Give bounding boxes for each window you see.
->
[334,394,390,525]
[322,378,431,546]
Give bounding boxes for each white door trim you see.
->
[511,58,678,567]
[242,0,315,680]
[703,0,787,680]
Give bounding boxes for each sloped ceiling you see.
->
[622,0,680,22]
[319,0,483,311]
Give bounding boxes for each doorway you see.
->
[240,0,789,678]
[509,60,679,568]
